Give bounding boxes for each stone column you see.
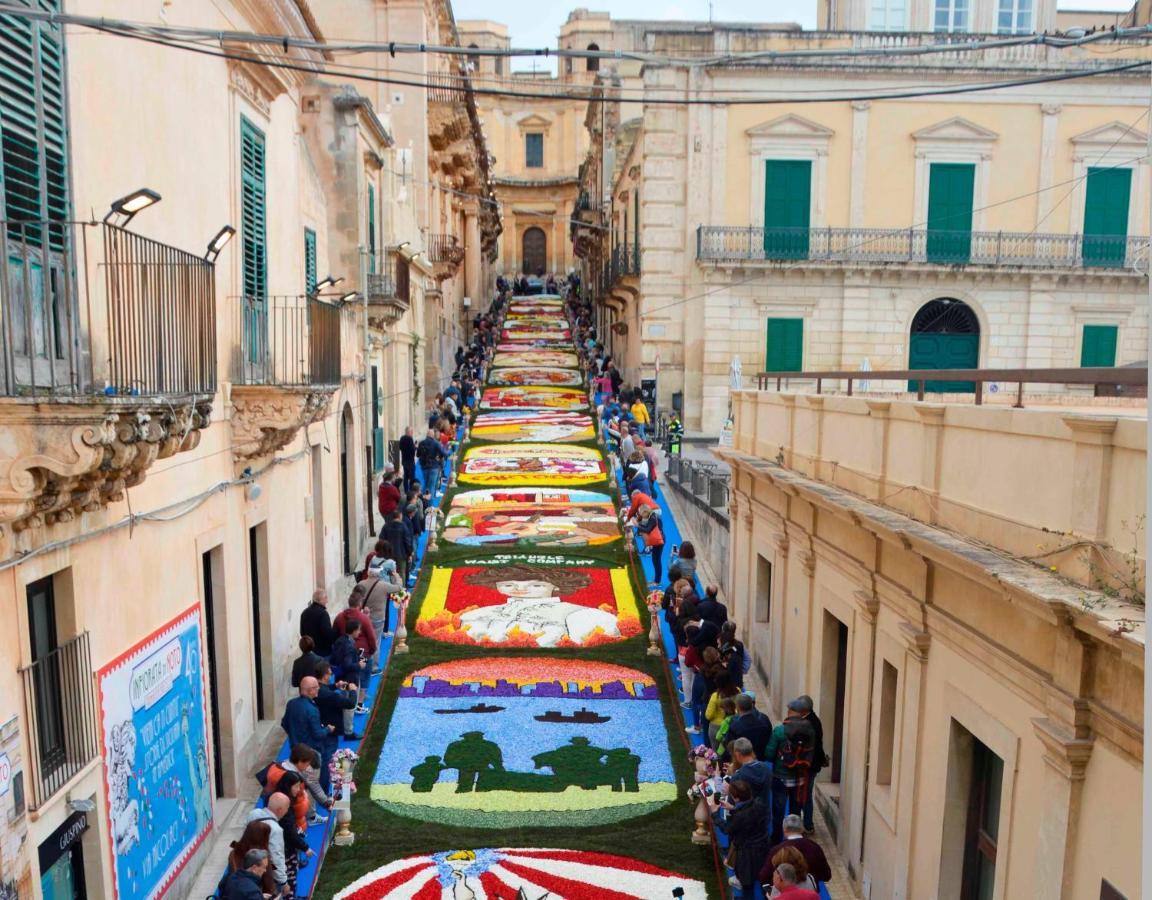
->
[849,101,870,228]
[1035,104,1062,226]
[892,622,931,900]
[1061,415,1118,542]
[771,530,791,713]
[464,208,481,310]
[1031,717,1094,897]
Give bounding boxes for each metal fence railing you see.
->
[427,234,465,266]
[697,225,1149,271]
[19,632,99,810]
[1,220,217,397]
[235,295,341,387]
[366,250,411,307]
[666,456,730,514]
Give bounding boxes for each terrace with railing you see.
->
[365,249,411,327]
[0,220,217,530]
[696,225,1149,271]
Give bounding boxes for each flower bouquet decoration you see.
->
[393,589,412,654]
[330,748,360,801]
[646,590,663,656]
[686,745,718,845]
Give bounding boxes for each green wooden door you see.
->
[765,318,804,372]
[926,163,975,263]
[1080,324,1118,367]
[763,160,811,259]
[1082,167,1131,268]
[908,332,979,391]
[240,116,267,367]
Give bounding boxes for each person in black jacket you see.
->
[220,849,271,900]
[299,590,338,657]
[723,693,774,762]
[290,636,323,688]
[707,779,771,896]
[697,585,729,627]
[381,511,413,584]
[790,695,827,834]
[399,426,417,493]
[272,772,313,894]
[315,661,358,742]
[417,428,448,495]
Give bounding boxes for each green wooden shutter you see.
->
[304,227,317,294]
[926,163,974,263]
[367,181,377,272]
[763,160,811,259]
[1080,324,1118,367]
[765,318,804,373]
[0,1,69,248]
[240,116,267,303]
[1083,167,1131,267]
[525,133,543,168]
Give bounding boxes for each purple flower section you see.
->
[402,676,655,701]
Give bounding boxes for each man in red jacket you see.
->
[771,863,820,899]
[377,467,401,518]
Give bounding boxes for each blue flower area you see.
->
[431,849,504,885]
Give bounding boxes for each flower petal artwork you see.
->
[416,553,641,647]
[480,386,588,410]
[442,488,619,546]
[334,848,709,899]
[458,444,605,486]
[487,367,584,387]
[370,658,676,827]
[493,342,580,356]
[501,327,572,342]
[469,411,597,444]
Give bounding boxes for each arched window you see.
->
[467,43,480,73]
[586,43,600,72]
[522,227,547,275]
[908,298,980,392]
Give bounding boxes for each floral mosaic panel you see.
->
[469,411,596,444]
[458,443,604,486]
[416,553,641,647]
[370,659,676,827]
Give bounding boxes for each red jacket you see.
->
[773,888,820,900]
[333,607,377,656]
[625,492,658,520]
[377,481,401,517]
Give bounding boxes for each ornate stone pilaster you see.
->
[1031,717,1094,898]
[230,384,337,461]
[0,395,212,532]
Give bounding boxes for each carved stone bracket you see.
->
[230,384,336,461]
[0,395,213,533]
[1032,717,1094,782]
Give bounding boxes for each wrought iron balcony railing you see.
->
[696,225,1149,271]
[427,233,465,266]
[366,250,411,306]
[20,632,100,810]
[235,295,341,387]
[1,220,218,397]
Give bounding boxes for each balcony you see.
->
[365,250,411,328]
[426,233,465,281]
[20,632,99,810]
[427,73,471,152]
[0,220,215,532]
[230,295,341,460]
[696,225,1148,272]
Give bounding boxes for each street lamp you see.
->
[315,275,344,293]
[205,225,235,262]
[103,188,161,226]
[338,291,358,303]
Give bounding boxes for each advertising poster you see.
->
[97,605,213,900]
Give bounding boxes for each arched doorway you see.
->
[522,227,546,275]
[908,298,979,392]
[586,43,600,71]
[339,403,354,574]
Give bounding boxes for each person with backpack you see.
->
[789,694,828,834]
[764,697,820,844]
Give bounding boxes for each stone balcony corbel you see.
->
[0,394,213,533]
[229,383,336,461]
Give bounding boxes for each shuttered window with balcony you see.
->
[1080,324,1118,367]
[1082,167,1131,268]
[240,116,267,302]
[765,318,804,373]
[763,160,811,259]
[926,162,975,263]
[304,227,317,294]
[1,0,71,383]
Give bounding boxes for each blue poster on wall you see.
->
[97,605,213,900]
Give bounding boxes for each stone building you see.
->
[573,9,1151,433]
[0,0,493,895]
[717,387,1145,900]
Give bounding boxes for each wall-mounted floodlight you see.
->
[103,188,161,226]
[396,241,411,251]
[315,275,344,292]
[205,225,235,262]
[339,291,358,303]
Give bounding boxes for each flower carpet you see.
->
[314,294,723,899]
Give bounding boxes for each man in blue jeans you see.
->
[763,699,819,845]
[789,695,827,834]
[417,428,448,495]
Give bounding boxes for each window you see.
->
[961,737,1004,900]
[240,116,267,303]
[934,0,970,31]
[586,43,600,72]
[495,55,503,76]
[304,228,317,294]
[1081,324,1118,367]
[755,555,772,623]
[869,0,907,30]
[763,160,812,259]
[27,576,64,778]
[926,163,975,263]
[525,132,544,168]
[1083,166,1131,267]
[765,318,804,373]
[996,0,1033,33]
[876,661,898,786]
[367,181,377,271]
[467,43,480,72]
